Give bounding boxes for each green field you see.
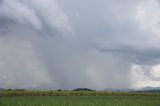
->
[1,96,160,106]
[1,90,160,96]
[0,91,160,106]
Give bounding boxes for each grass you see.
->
[1,90,160,96]
[0,91,160,106]
[1,96,160,106]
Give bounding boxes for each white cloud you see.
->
[135,0,160,37]
[150,65,160,80]
[131,64,160,88]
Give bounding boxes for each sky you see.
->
[0,0,160,90]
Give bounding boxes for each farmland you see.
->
[0,90,160,106]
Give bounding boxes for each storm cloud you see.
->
[0,0,160,89]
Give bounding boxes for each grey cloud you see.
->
[96,45,160,65]
[0,0,72,37]
[0,0,160,89]
[0,18,10,35]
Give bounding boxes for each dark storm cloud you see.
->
[96,45,160,65]
[0,18,10,35]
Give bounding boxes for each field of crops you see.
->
[1,90,160,96]
[1,96,160,106]
[0,91,160,106]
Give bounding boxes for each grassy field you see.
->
[1,90,160,96]
[1,96,160,106]
[0,91,160,106]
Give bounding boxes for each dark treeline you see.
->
[73,88,95,91]
[1,90,160,97]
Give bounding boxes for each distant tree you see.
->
[6,89,12,91]
[14,89,26,91]
[57,89,62,91]
[73,88,95,91]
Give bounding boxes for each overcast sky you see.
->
[0,0,160,90]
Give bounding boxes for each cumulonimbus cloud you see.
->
[0,0,160,89]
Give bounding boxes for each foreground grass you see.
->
[1,96,160,106]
